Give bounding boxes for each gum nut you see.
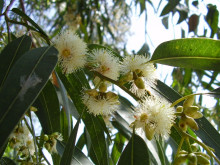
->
[183,96,195,108]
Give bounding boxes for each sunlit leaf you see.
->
[151,38,220,71]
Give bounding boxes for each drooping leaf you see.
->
[118,133,150,165]
[0,46,58,154]
[160,0,180,16]
[11,8,50,44]
[151,38,220,71]
[57,141,93,165]
[205,4,219,38]
[60,118,81,165]
[34,81,60,134]
[0,35,32,88]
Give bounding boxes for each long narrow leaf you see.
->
[0,46,58,153]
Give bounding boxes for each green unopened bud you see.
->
[176,106,183,113]
[134,77,145,89]
[85,89,98,97]
[179,150,188,154]
[179,118,188,132]
[191,143,199,152]
[119,72,133,85]
[99,82,107,93]
[183,96,194,108]
[135,69,144,77]
[45,143,51,151]
[144,124,155,140]
[173,154,188,165]
[106,92,118,100]
[188,153,197,165]
[184,115,199,130]
[184,106,203,119]
[30,106,38,112]
[197,155,210,164]
[194,152,210,160]
[44,135,49,141]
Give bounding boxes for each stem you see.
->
[175,136,185,159]
[186,137,192,153]
[28,111,40,165]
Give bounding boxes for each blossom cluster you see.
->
[54,28,176,140]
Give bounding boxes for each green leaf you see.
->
[0,157,16,165]
[56,70,109,165]
[57,141,93,165]
[151,38,220,71]
[160,0,180,16]
[0,35,32,88]
[0,46,58,154]
[11,8,50,44]
[206,4,219,38]
[60,118,81,165]
[34,81,60,134]
[118,134,150,165]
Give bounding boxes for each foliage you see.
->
[0,0,220,165]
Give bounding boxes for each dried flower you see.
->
[54,29,87,74]
[132,96,176,140]
[88,49,120,81]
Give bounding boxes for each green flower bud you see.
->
[99,82,107,93]
[197,155,210,164]
[191,143,199,152]
[106,92,118,101]
[44,134,49,141]
[184,115,199,130]
[173,154,188,165]
[188,153,197,165]
[179,150,188,154]
[183,96,195,108]
[134,77,145,89]
[176,106,183,113]
[119,72,133,85]
[179,118,188,132]
[144,124,155,140]
[184,106,203,119]
[194,152,210,160]
[85,89,98,97]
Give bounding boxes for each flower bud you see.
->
[184,106,203,119]
[144,124,155,140]
[188,153,197,165]
[191,143,199,152]
[173,154,188,165]
[176,106,183,113]
[106,92,118,101]
[85,89,98,97]
[44,134,49,141]
[194,152,210,160]
[183,96,194,108]
[184,115,199,130]
[179,150,188,154]
[197,155,210,164]
[99,82,107,93]
[134,77,145,89]
[179,118,187,132]
[119,72,133,85]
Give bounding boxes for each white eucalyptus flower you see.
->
[133,96,176,140]
[88,49,120,81]
[54,29,87,74]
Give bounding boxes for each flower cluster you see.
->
[131,95,176,140]
[44,132,63,154]
[9,124,35,157]
[120,55,157,97]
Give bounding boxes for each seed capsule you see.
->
[194,152,210,160]
[173,154,188,165]
[184,115,199,130]
[197,155,210,164]
[188,153,197,165]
